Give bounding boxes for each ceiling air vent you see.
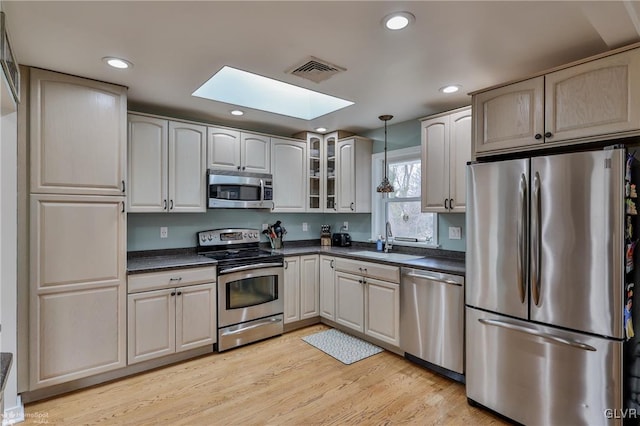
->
[287,56,346,83]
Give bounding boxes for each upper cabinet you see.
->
[30,68,127,195]
[305,132,337,212]
[421,107,471,213]
[473,47,640,156]
[128,114,207,213]
[207,127,270,173]
[271,138,307,212]
[335,136,372,213]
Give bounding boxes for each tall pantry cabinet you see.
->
[28,69,128,389]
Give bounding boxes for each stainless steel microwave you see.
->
[207,169,274,209]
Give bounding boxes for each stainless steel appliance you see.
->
[400,268,464,381]
[197,228,284,351]
[207,169,274,209]
[332,232,351,247]
[466,148,625,425]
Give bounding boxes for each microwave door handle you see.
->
[260,179,264,202]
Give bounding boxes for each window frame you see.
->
[371,146,438,248]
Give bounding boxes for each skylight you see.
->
[192,66,354,120]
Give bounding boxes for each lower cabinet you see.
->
[319,256,336,320]
[127,267,216,364]
[284,255,319,324]
[334,258,400,347]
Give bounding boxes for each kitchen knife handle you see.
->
[531,172,542,307]
[517,173,527,304]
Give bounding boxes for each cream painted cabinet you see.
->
[29,194,127,389]
[127,268,216,365]
[283,255,319,324]
[334,258,400,346]
[30,68,127,196]
[305,132,339,212]
[335,136,372,213]
[207,127,270,173]
[128,114,207,213]
[319,256,336,320]
[271,138,307,212]
[421,107,471,213]
[474,47,640,156]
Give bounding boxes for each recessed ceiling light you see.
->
[193,66,354,120]
[102,57,132,69]
[383,12,415,30]
[230,110,244,116]
[315,127,327,133]
[440,85,461,94]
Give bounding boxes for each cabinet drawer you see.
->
[334,258,399,283]
[128,267,216,293]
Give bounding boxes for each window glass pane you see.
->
[386,201,435,242]
[388,159,421,198]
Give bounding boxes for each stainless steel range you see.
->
[197,228,284,351]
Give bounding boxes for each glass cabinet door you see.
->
[308,134,322,211]
[325,133,336,212]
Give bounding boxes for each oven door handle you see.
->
[219,262,283,275]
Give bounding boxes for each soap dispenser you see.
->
[376,235,383,251]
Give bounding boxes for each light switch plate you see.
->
[343,221,349,231]
[302,222,308,231]
[262,223,268,230]
[448,226,461,240]
[160,227,168,239]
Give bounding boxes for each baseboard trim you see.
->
[3,395,24,425]
[284,317,321,333]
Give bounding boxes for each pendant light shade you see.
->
[376,114,395,193]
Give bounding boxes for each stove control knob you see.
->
[253,232,258,239]
[207,234,213,241]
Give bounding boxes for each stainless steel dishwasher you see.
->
[400,268,464,379]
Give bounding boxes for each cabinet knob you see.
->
[171,292,176,296]
[534,133,542,140]
[177,291,182,296]
[242,166,246,171]
[544,132,553,138]
[358,279,363,284]
[237,166,241,170]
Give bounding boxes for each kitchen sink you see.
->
[350,251,424,262]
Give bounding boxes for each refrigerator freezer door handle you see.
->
[478,319,597,352]
[517,173,527,303]
[531,172,542,307]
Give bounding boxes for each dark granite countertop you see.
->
[128,243,465,276]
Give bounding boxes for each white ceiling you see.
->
[5,1,640,137]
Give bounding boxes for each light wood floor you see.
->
[23,324,508,425]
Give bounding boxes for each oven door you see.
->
[217,264,284,328]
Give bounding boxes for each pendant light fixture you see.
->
[377,114,395,193]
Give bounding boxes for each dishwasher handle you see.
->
[402,268,464,287]
[403,272,462,286]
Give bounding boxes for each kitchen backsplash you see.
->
[127,210,466,252]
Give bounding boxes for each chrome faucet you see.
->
[384,221,393,253]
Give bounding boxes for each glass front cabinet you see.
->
[304,132,341,212]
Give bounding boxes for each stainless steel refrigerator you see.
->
[466,148,625,425]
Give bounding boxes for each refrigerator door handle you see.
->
[517,173,527,303]
[531,171,542,307]
[478,318,597,352]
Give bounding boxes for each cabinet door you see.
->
[127,289,175,364]
[169,121,207,212]
[365,278,400,346]
[176,283,216,352]
[448,108,472,212]
[283,257,300,324]
[30,68,127,196]
[207,127,241,171]
[319,256,336,320]
[421,117,449,213]
[299,255,320,320]
[30,194,126,388]
[474,77,544,154]
[242,133,271,173]
[545,48,640,143]
[335,140,355,212]
[271,138,307,212]
[307,133,324,212]
[324,133,337,212]
[335,271,364,333]
[128,115,168,212]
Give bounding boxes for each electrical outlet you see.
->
[160,227,168,239]
[448,227,461,240]
[262,223,268,231]
[302,222,308,232]
[343,221,349,231]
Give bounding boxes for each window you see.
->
[371,146,437,246]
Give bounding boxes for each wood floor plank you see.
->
[23,324,508,425]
